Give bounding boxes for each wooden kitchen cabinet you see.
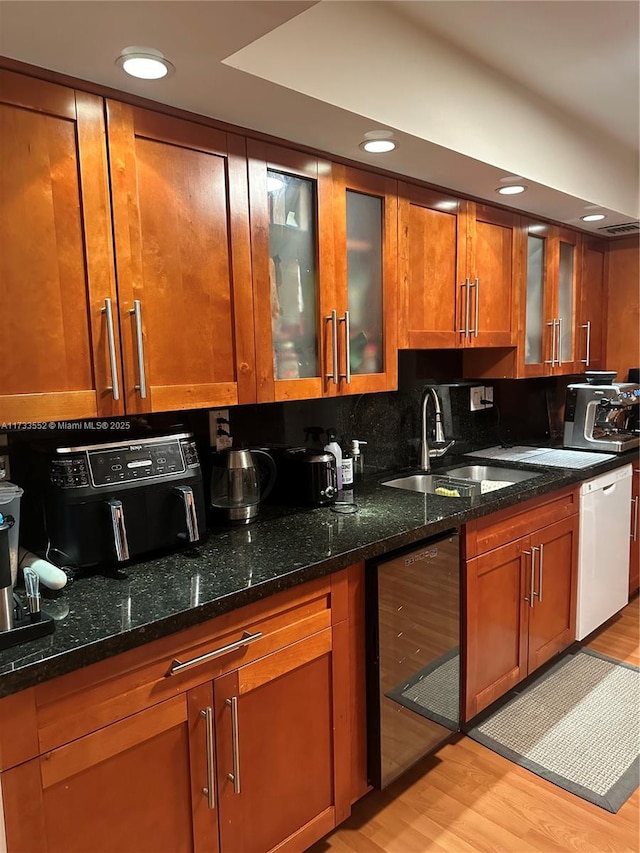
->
[0,70,121,423]
[0,569,362,853]
[398,185,518,352]
[248,143,398,402]
[106,102,256,413]
[519,222,582,377]
[463,487,578,720]
[580,236,608,371]
[630,464,640,596]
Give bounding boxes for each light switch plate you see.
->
[209,409,232,450]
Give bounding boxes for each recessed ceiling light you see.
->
[360,130,396,153]
[117,47,173,80]
[581,213,606,222]
[496,185,527,195]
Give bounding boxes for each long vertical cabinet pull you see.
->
[339,310,351,383]
[458,279,469,336]
[556,318,563,368]
[582,321,591,366]
[102,299,121,401]
[537,543,544,602]
[226,696,241,793]
[545,320,558,366]
[325,310,339,384]
[130,299,148,398]
[524,548,538,607]
[471,277,479,337]
[199,707,216,809]
[632,496,639,542]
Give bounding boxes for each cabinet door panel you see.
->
[466,205,516,347]
[3,697,195,853]
[107,102,254,413]
[215,631,335,853]
[0,71,121,422]
[333,166,398,395]
[464,539,529,720]
[527,515,578,671]
[398,184,463,349]
[248,141,333,403]
[629,466,639,596]
[581,237,607,370]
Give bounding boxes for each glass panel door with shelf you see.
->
[334,167,398,395]
[248,141,335,402]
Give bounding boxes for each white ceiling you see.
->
[0,0,638,236]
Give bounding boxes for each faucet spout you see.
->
[420,388,455,472]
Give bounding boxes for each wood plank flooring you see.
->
[309,596,639,853]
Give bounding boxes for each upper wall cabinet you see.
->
[106,102,256,413]
[580,236,607,371]
[521,223,581,376]
[248,143,398,402]
[398,184,518,350]
[0,71,121,423]
[332,165,398,395]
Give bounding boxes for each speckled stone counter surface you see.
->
[0,448,637,698]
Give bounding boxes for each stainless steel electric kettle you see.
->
[210,449,277,525]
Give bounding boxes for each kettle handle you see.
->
[250,450,277,502]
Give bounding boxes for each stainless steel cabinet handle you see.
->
[167,630,263,676]
[102,298,121,401]
[107,499,129,562]
[545,319,557,366]
[581,321,591,366]
[632,496,639,542]
[130,300,148,398]
[200,707,216,809]
[556,317,563,367]
[524,548,538,607]
[174,485,199,543]
[325,310,338,384]
[339,310,351,383]
[226,696,241,794]
[538,543,544,603]
[458,280,469,335]
[470,277,479,337]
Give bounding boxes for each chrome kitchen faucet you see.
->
[420,387,455,472]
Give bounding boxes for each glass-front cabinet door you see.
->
[332,166,398,395]
[522,222,580,376]
[248,141,335,402]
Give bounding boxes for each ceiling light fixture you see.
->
[117,47,173,80]
[581,213,606,222]
[360,130,396,154]
[496,185,527,195]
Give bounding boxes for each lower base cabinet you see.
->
[0,567,367,853]
[630,465,640,596]
[463,488,579,721]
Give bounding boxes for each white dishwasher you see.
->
[576,464,632,640]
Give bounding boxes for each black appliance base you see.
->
[0,610,54,652]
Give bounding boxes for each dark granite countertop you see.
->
[0,447,637,698]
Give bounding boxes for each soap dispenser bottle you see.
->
[324,430,343,490]
[350,439,367,481]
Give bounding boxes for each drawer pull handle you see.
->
[226,696,241,794]
[200,707,215,809]
[167,630,263,676]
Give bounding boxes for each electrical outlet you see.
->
[208,409,232,450]
[483,385,494,408]
[470,386,484,411]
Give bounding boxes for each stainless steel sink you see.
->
[443,465,539,484]
[382,465,540,497]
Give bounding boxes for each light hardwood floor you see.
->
[310,596,639,853]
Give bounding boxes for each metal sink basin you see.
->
[382,465,540,497]
[443,465,539,484]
